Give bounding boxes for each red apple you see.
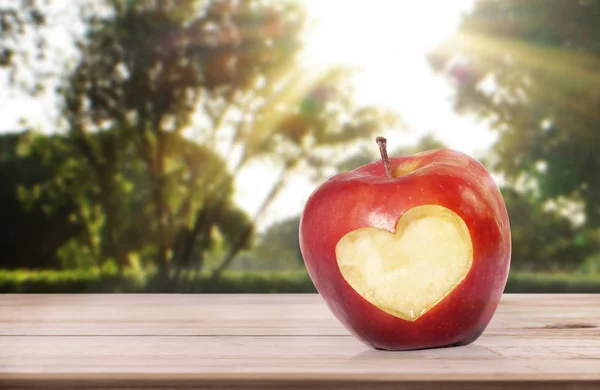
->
[299,137,511,351]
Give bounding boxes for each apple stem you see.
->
[376,136,392,178]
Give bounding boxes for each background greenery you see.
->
[1,0,599,293]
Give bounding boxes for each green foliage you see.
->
[502,187,595,271]
[0,0,47,92]
[505,272,600,294]
[430,0,600,227]
[241,216,303,270]
[0,132,80,269]
[19,130,248,272]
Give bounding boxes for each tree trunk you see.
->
[71,131,126,271]
[209,170,289,281]
[153,130,169,278]
[174,159,248,273]
[98,170,126,274]
[208,227,253,282]
[172,196,225,286]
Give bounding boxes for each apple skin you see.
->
[299,148,511,351]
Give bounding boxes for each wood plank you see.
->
[1,294,599,336]
[0,294,341,336]
[0,294,599,389]
[2,335,600,373]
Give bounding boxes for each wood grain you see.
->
[1,294,599,389]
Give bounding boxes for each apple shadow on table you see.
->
[351,343,501,360]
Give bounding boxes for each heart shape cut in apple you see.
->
[336,204,473,321]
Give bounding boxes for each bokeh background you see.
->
[1,0,599,293]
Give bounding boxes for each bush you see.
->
[505,272,600,293]
[1,269,599,293]
[0,269,316,293]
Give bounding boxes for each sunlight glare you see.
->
[298,0,477,140]
[302,0,474,70]
[238,0,501,230]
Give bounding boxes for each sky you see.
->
[301,0,493,152]
[0,0,497,231]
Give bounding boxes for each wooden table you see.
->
[0,294,599,389]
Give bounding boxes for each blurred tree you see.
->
[15,0,396,284]
[0,0,46,79]
[20,127,250,276]
[0,0,72,97]
[248,216,302,270]
[0,132,80,269]
[429,0,600,228]
[501,187,593,271]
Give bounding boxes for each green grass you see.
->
[0,268,317,293]
[505,271,600,293]
[1,268,600,293]
[0,268,140,293]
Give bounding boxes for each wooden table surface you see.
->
[0,294,599,389]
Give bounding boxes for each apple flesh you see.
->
[336,204,473,322]
[299,148,511,351]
